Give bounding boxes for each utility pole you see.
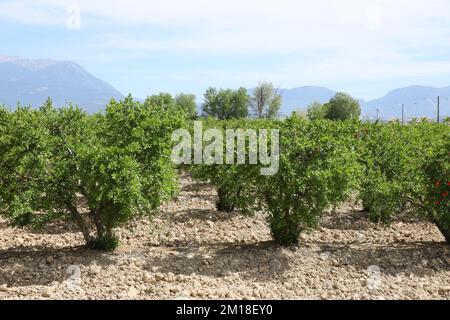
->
[402,104,405,125]
[437,96,440,123]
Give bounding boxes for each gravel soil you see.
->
[1,175,449,300]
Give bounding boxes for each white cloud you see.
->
[366,5,383,31]
[2,0,450,56]
[2,0,450,99]
[66,5,82,30]
[0,0,65,26]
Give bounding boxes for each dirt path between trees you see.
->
[1,176,449,300]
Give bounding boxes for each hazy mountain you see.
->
[0,56,123,113]
[360,86,450,120]
[275,85,449,120]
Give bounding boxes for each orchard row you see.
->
[0,97,448,250]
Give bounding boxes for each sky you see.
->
[1,0,450,100]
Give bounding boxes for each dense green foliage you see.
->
[188,117,449,245]
[145,92,197,119]
[261,118,361,244]
[357,123,420,223]
[306,102,328,120]
[200,82,282,120]
[202,87,250,119]
[357,122,449,225]
[145,92,175,108]
[420,137,449,241]
[188,117,362,245]
[325,92,361,121]
[0,96,183,250]
[188,118,276,213]
[306,93,361,121]
[174,93,198,120]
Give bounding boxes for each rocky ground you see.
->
[0,175,449,300]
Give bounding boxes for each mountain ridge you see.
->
[362,85,450,120]
[0,56,449,119]
[276,85,449,120]
[0,57,124,113]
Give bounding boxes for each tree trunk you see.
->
[91,208,105,238]
[216,188,235,212]
[65,201,92,245]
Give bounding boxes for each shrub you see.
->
[187,118,272,213]
[416,132,450,242]
[358,124,412,223]
[261,118,361,245]
[0,96,183,250]
[357,122,448,224]
[188,117,361,245]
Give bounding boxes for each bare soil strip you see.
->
[0,176,449,300]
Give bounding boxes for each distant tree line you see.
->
[141,86,362,122]
[201,81,282,120]
[146,82,282,121]
[145,92,198,120]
